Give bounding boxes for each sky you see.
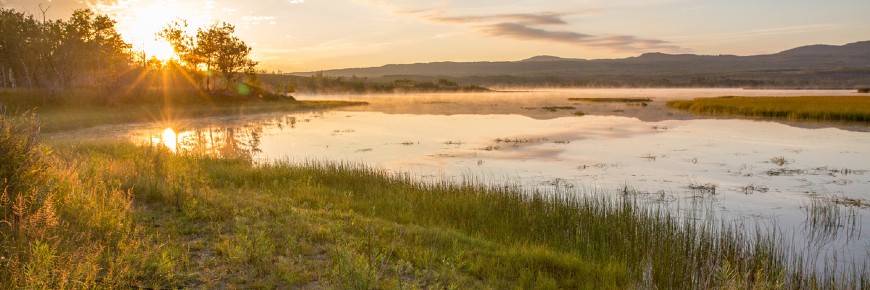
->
[3,0,869,72]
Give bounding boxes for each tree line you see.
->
[0,7,258,98]
[257,72,489,94]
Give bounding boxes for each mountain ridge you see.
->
[288,41,870,88]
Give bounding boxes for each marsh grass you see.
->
[27,140,863,288]
[801,197,862,251]
[541,106,575,112]
[667,96,870,122]
[568,98,653,102]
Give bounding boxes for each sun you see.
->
[144,40,176,62]
[127,4,181,62]
[94,1,211,62]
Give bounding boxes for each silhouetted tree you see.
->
[160,21,257,92]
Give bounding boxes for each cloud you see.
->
[483,22,591,42]
[428,12,568,26]
[289,0,304,3]
[483,23,684,52]
[409,10,687,53]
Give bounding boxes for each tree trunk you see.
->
[0,65,6,88]
[8,67,16,88]
[19,59,34,88]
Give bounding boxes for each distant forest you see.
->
[257,72,488,95]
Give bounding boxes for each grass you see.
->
[667,96,870,122]
[3,135,864,288]
[0,88,365,132]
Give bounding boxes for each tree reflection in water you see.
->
[151,125,264,161]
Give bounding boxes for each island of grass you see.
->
[667,96,870,122]
[568,97,652,102]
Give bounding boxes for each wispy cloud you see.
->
[409,10,687,53]
[428,12,568,26]
[483,22,684,52]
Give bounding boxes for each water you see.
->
[54,88,870,268]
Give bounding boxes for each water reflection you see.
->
[294,89,870,132]
[146,124,264,160]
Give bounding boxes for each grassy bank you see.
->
[2,121,866,288]
[0,89,365,132]
[667,96,870,122]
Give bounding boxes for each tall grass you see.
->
[0,112,177,288]
[667,96,870,122]
[55,140,867,288]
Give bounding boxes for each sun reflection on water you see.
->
[158,128,178,152]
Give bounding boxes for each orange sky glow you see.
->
[3,0,869,72]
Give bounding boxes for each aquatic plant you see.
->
[568,98,652,102]
[541,106,576,112]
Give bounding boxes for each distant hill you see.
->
[290,41,870,89]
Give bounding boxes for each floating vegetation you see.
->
[612,109,625,113]
[831,196,870,209]
[639,154,660,161]
[626,102,649,107]
[651,126,668,131]
[574,111,586,117]
[568,97,653,102]
[541,106,576,112]
[481,145,501,151]
[740,184,769,194]
[495,137,549,148]
[831,179,852,186]
[770,156,790,166]
[553,140,570,144]
[332,129,356,136]
[399,141,417,146]
[443,140,463,145]
[766,168,806,176]
[578,163,618,170]
[688,182,718,195]
[355,148,373,152]
[813,166,868,176]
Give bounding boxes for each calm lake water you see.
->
[56,88,870,267]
